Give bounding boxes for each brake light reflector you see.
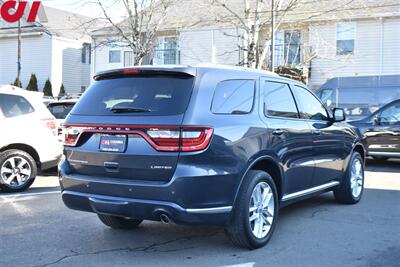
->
[122,69,141,75]
[147,130,180,149]
[61,125,213,152]
[181,129,213,152]
[146,127,213,152]
[62,127,85,146]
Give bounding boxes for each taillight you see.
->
[62,127,86,146]
[41,118,57,136]
[181,128,213,152]
[147,129,181,149]
[62,125,213,152]
[146,127,213,152]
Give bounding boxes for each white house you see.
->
[0,5,93,95]
[90,0,400,90]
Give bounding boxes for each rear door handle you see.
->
[272,129,284,136]
[313,130,322,135]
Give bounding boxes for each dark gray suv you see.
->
[59,66,365,249]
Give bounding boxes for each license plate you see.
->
[99,135,127,153]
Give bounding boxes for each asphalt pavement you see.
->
[0,159,399,267]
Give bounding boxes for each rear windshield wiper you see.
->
[110,107,151,113]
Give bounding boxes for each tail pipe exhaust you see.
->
[160,214,171,224]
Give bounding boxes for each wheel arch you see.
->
[0,144,40,167]
[353,143,366,162]
[233,155,284,206]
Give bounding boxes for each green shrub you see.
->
[43,79,53,97]
[59,84,66,96]
[26,73,39,91]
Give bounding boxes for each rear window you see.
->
[71,76,194,116]
[48,103,75,119]
[0,94,34,118]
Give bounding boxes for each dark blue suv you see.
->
[59,66,365,249]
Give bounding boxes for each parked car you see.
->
[59,66,365,249]
[47,99,79,140]
[316,75,400,121]
[0,86,62,192]
[42,96,56,106]
[349,99,400,160]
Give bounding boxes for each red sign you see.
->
[1,1,41,23]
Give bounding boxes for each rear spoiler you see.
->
[93,67,197,81]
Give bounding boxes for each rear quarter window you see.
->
[211,80,255,114]
[0,94,34,118]
[71,75,194,116]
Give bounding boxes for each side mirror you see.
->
[373,116,381,125]
[333,108,345,122]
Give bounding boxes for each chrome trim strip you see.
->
[369,152,400,157]
[186,206,232,214]
[297,158,341,167]
[282,181,340,201]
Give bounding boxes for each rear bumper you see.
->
[59,160,238,225]
[62,190,231,225]
[41,156,61,170]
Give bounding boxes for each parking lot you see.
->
[1,159,399,267]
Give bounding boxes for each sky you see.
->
[41,0,126,20]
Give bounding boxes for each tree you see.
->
[96,0,171,66]
[12,78,22,88]
[43,79,53,97]
[211,0,365,72]
[59,84,66,96]
[26,73,39,91]
[212,0,300,70]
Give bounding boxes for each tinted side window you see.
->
[211,80,255,114]
[317,88,336,109]
[292,86,329,120]
[0,94,34,118]
[263,81,298,118]
[380,102,400,123]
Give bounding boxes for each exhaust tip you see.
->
[160,214,170,224]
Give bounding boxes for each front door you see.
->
[366,101,400,157]
[291,85,346,187]
[261,79,314,195]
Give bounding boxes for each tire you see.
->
[97,214,143,229]
[0,149,37,192]
[225,170,279,250]
[334,152,364,204]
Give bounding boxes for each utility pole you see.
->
[270,0,275,72]
[17,17,21,86]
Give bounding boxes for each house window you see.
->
[109,50,121,63]
[154,37,179,65]
[337,23,355,55]
[81,43,91,64]
[274,31,301,67]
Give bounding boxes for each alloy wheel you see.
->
[0,156,32,188]
[249,181,275,239]
[350,158,363,198]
